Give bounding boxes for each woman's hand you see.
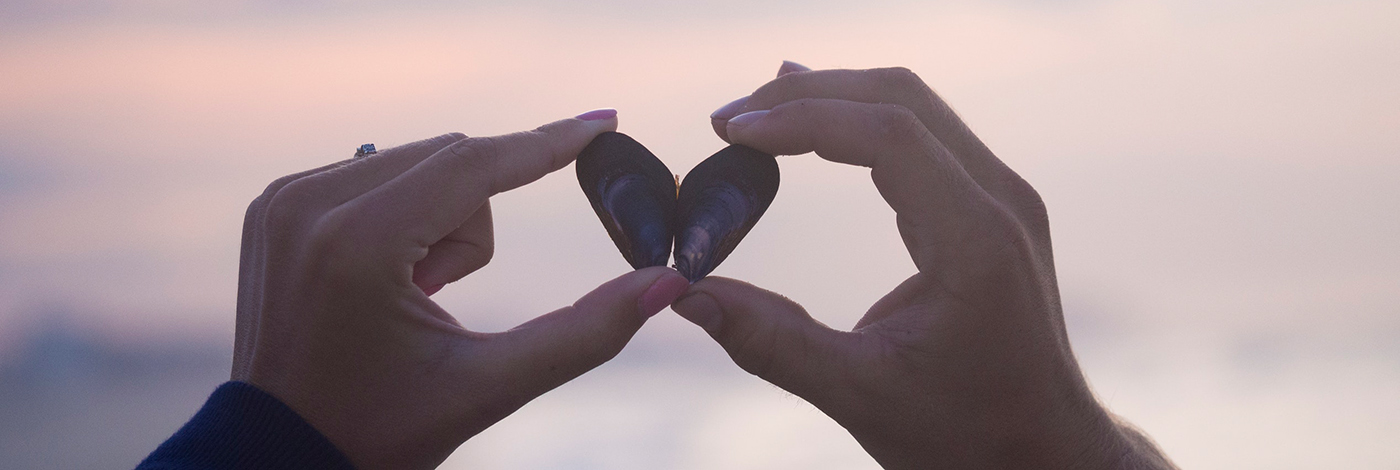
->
[677,64,1176,469]
[231,111,691,470]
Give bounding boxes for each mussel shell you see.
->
[673,144,779,282]
[576,132,677,269]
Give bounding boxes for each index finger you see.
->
[725,99,1019,274]
[343,110,619,252]
[715,67,1029,204]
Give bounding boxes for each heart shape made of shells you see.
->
[576,132,779,282]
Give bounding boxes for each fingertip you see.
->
[684,276,806,323]
[521,110,620,173]
[726,109,769,131]
[672,291,723,334]
[574,107,618,120]
[637,269,689,320]
[710,96,752,143]
[674,277,835,395]
[711,96,750,121]
[575,109,619,135]
[552,109,618,138]
[724,110,771,148]
[777,60,812,77]
[711,117,732,143]
[671,276,751,334]
[576,266,682,323]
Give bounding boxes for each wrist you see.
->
[843,370,1139,469]
[989,372,1136,470]
[980,393,1172,470]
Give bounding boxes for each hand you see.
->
[677,63,1176,469]
[231,112,691,469]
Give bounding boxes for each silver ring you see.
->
[354,143,378,158]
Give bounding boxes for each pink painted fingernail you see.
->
[711,96,750,120]
[726,110,769,131]
[575,108,618,121]
[638,272,690,320]
[423,283,446,296]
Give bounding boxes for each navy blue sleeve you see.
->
[136,381,356,470]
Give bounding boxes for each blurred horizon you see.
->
[2,0,1398,468]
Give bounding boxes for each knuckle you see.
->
[516,128,576,178]
[580,339,627,366]
[974,203,1043,279]
[262,170,308,196]
[301,205,379,275]
[873,66,942,113]
[556,301,642,367]
[448,137,501,184]
[476,239,496,267]
[767,97,816,121]
[756,71,804,99]
[424,132,470,152]
[982,173,1050,239]
[395,132,470,157]
[306,205,352,248]
[872,66,925,90]
[872,105,927,146]
[248,172,304,215]
[731,327,781,380]
[243,195,271,228]
[251,159,354,229]
[727,315,804,384]
[1012,178,1047,215]
[523,128,574,175]
[574,318,632,365]
[1012,182,1051,237]
[261,176,324,229]
[989,203,1028,242]
[442,241,495,277]
[529,125,579,171]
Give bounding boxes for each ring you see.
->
[354,143,378,158]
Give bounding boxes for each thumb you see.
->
[672,277,848,397]
[484,266,689,395]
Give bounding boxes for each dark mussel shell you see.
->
[576,132,677,269]
[673,145,779,282]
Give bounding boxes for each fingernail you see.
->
[710,96,750,120]
[777,60,811,76]
[672,292,723,334]
[422,283,446,296]
[726,110,768,132]
[638,272,690,320]
[575,108,618,121]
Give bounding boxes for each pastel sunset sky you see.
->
[1,1,1397,468]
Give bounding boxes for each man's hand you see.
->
[677,63,1176,469]
[232,111,690,469]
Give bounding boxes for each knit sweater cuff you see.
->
[136,381,355,470]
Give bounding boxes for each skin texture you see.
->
[674,62,1178,469]
[225,61,1175,469]
[231,113,691,469]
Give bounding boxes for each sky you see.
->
[1,0,1398,468]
